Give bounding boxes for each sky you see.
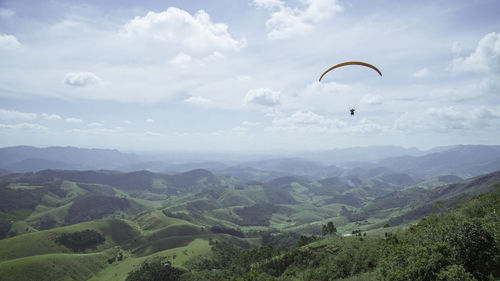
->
[0,0,499,153]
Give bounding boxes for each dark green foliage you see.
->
[295,235,319,247]
[162,210,193,222]
[262,186,298,204]
[77,183,115,196]
[235,203,278,226]
[0,220,12,239]
[100,219,140,244]
[65,195,130,225]
[36,218,57,230]
[210,226,244,238]
[260,231,303,249]
[126,258,184,281]
[0,188,42,212]
[378,192,500,281]
[55,229,105,252]
[180,192,499,281]
[322,221,336,236]
[436,265,477,281]
[186,199,219,211]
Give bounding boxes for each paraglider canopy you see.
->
[318,61,382,82]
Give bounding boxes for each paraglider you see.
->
[318,61,382,82]
[318,61,382,116]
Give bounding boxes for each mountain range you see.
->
[3,145,500,181]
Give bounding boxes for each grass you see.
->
[25,202,71,227]
[0,249,116,281]
[0,219,138,262]
[7,220,37,236]
[88,238,212,281]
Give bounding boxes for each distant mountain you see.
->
[0,169,11,177]
[363,169,500,226]
[300,145,426,165]
[378,145,500,179]
[36,168,225,195]
[218,166,289,182]
[118,161,229,174]
[238,158,342,179]
[0,146,141,172]
[4,158,85,172]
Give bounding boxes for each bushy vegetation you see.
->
[126,257,185,281]
[210,226,244,238]
[137,192,499,281]
[65,195,130,224]
[235,203,279,226]
[55,229,105,252]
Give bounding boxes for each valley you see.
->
[0,145,499,280]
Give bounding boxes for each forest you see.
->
[126,192,499,281]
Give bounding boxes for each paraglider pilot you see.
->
[350,108,355,116]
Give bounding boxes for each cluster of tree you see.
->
[128,192,499,281]
[259,231,305,249]
[64,195,130,224]
[234,203,279,226]
[162,210,192,222]
[209,226,245,238]
[55,229,105,252]
[322,221,337,236]
[125,257,185,281]
[77,183,115,196]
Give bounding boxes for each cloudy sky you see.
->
[1,0,499,153]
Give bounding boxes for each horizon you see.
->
[1,0,499,151]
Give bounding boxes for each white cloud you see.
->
[394,106,500,132]
[144,131,162,137]
[0,8,15,19]
[269,111,386,135]
[0,109,37,120]
[146,118,154,123]
[274,110,329,126]
[360,94,384,105]
[243,121,260,126]
[184,96,211,105]
[0,122,48,130]
[245,88,281,106]
[427,107,463,122]
[121,7,246,54]
[0,33,22,50]
[202,51,224,63]
[65,127,122,135]
[169,52,192,65]
[271,110,346,133]
[253,0,284,9]
[41,113,62,120]
[451,32,500,74]
[88,122,103,127]
[253,0,343,40]
[65,117,83,123]
[63,72,104,87]
[412,68,429,78]
[451,41,462,56]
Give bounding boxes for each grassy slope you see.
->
[0,250,116,281]
[0,219,138,262]
[89,238,211,281]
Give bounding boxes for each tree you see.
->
[327,221,337,235]
[126,258,184,281]
[322,221,336,236]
